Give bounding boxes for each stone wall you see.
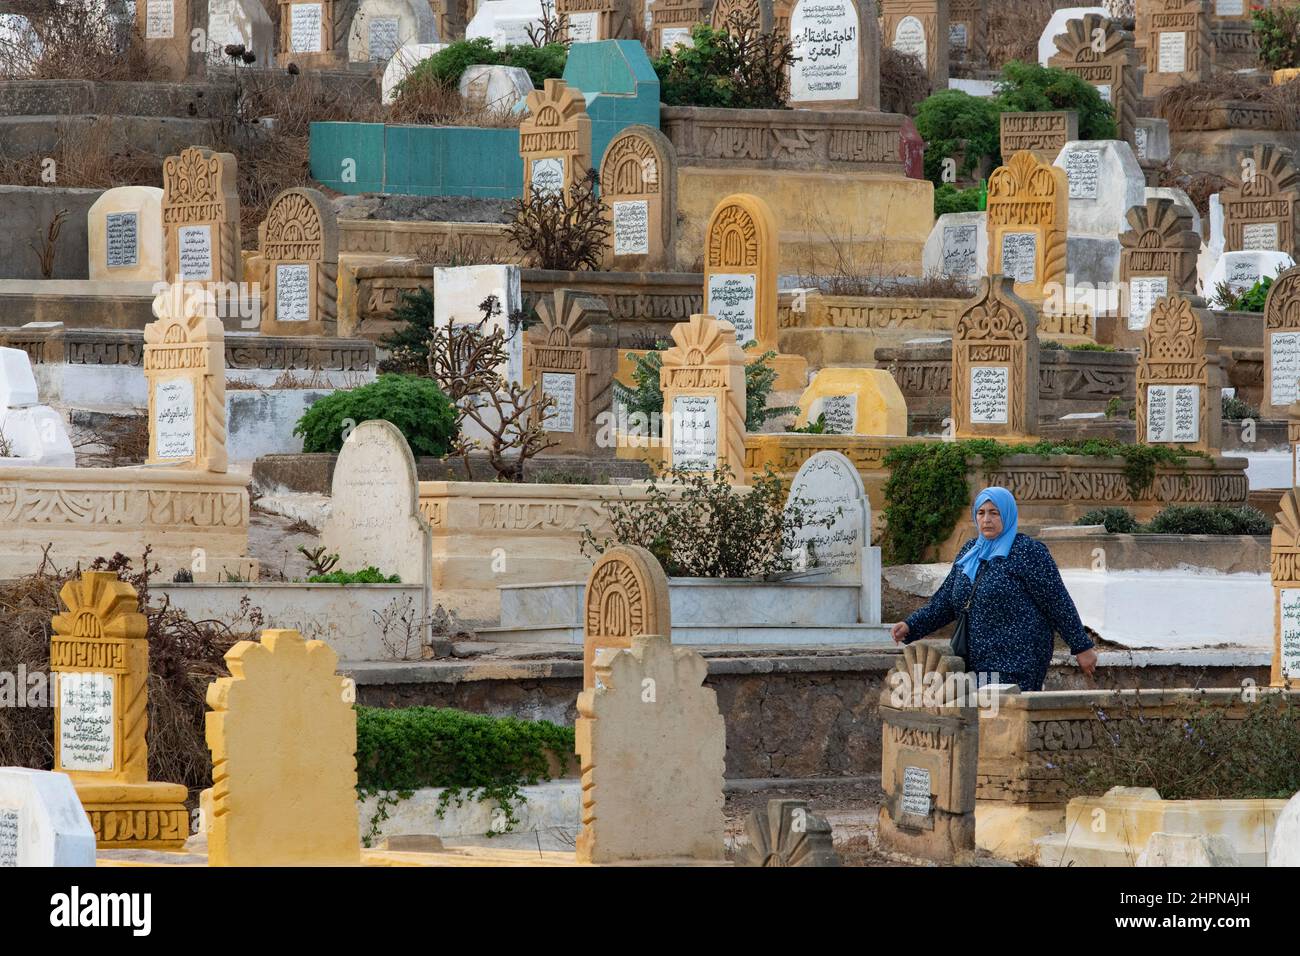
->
[776,291,963,368]
[0,187,103,280]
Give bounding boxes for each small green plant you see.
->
[1213,273,1275,312]
[933,183,983,217]
[915,88,1000,186]
[1254,4,1300,71]
[652,16,797,109]
[1223,393,1259,421]
[293,375,457,457]
[297,545,340,577]
[786,412,828,434]
[1104,397,1125,419]
[1144,504,1271,536]
[307,567,401,584]
[395,38,568,91]
[994,61,1117,142]
[1075,508,1142,534]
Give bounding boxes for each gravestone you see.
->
[320,419,432,589]
[795,368,907,436]
[278,0,348,67]
[433,264,523,383]
[87,187,164,283]
[138,0,205,80]
[659,313,748,478]
[51,572,188,849]
[952,275,1040,440]
[1136,293,1222,454]
[999,111,1078,166]
[736,799,839,866]
[1134,118,1172,166]
[880,0,949,92]
[878,642,979,864]
[348,0,436,62]
[1049,14,1140,146]
[519,79,593,201]
[649,0,706,53]
[205,628,362,866]
[466,0,544,47]
[784,450,881,623]
[583,545,671,690]
[207,0,275,64]
[711,0,774,34]
[557,0,636,40]
[1055,140,1145,238]
[1143,0,1211,96]
[524,289,617,456]
[703,193,777,350]
[257,187,339,336]
[1271,790,1300,864]
[1220,144,1300,259]
[598,125,677,271]
[459,65,535,112]
[1262,266,1300,418]
[788,0,881,111]
[922,212,988,280]
[0,348,75,467]
[143,283,228,473]
[947,0,985,67]
[161,147,242,287]
[576,634,725,863]
[1118,198,1201,341]
[1270,489,1300,689]
[382,41,447,102]
[0,769,96,867]
[986,151,1068,304]
[1036,5,1107,65]
[1206,251,1295,305]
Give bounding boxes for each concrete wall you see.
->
[0,187,102,280]
[225,388,336,461]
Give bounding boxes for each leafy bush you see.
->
[580,466,833,578]
[294,375,457,457]
[933,183,983,217]
[653,19,796,109]
[915,88,1000,186]
[1064,693,1300,800]
[307,567,401,584]
[1223,393,1259,421]
[786,412,828,434]
[1075,508,1141,534]
[396,38,567,91]
[994,61,1117,141]
[1254,4,1300,70]
[1144,505,1271,536]
[1213,273,1274,312]
[355,706,573,835]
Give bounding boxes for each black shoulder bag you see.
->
[949,562,985,671]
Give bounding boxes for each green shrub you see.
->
[994,61,1116,142]
[1213,273,1274,312]
[307,567,401,584]
[653,21,796,109]
[933,183,983,217]
[294,375,456,457]
[1075,508,1141,534]
[915,88,1000,186]
[1144,505,1271,536]
[355,706,574,836]
[396,38,567,91]
[1223,393,1259,421]
[786,412,828,434]
[1254,4,1300,70]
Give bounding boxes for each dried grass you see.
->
[0,116,157,190]
[986,0,1057,68]
[1158,75,1300,132]
[880,47,930,116]
[386,73,524,128]
[70,413,149,468]
[1155,162,1232,219]
[0,3,164,82]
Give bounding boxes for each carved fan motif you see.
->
[1265,267,1300,331]
[988,151,1058,201]
[163,147,220,206]
[1053,12,1124,59]
[1143,295,1201,362]
[52,571,146,642]
[736,799,839,867]
[662,313,746,367]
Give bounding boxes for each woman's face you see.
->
[976,501,1003,540]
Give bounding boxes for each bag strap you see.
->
[960,561,986,613]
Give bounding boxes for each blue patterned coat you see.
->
[903,532,1093,691]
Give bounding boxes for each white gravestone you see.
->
[1268,789,1300,867]
[1000,232,1038,284]
[433,264,524,383]
[1054,141,1145,239]
[892,15,926,62]
[1206,251,1295,307]
[613,200,650,256]
[275,263,312,322]
[784,450,880,622]
[466,0,545,48]
[458,64,534,111]
[58,672,115,772]
[154,377,197,459]
[89,186,165,282]
[1128,276,1167,331]
[671,394,718,471]
[970,366,1009,424]
[383,42,448,103]
[1036,6,1107,66]
[706,274,758,344]
[206,0,275,65]
[0,769,96,868]
[0,347,76,467]
[922,212,988,279]
[901,765,932,817]
[542,372,576,432]
[1145,384,1199,443]
[567,11,598,41]
[1271,331,1300,410]
[291,2,325,52]
[1157,31,1186,74]
[790,0,859,103]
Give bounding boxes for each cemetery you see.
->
[1,0,1300,885]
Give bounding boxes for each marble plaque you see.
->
[57,672,115,773]
[950,23,967,49]
[494,17,537,45]
[613,200,650,256]
[941,224,979,277]
[1135,126,1148,161]
[369,17,402,62]
[146,0,175,38]
[177,224,213,281]
[790,0,860,103]
[1065,148,1100,201]
[275,263,312,322]
[660,27,691,49]
[1227,260,1262,293]
[1127,276,1167,331]
[893,15,926,61]
[1000,231,1038,284]
[901,766,931,817]
[105,212,139,269]
[969,365,1009,425]
[542,371,576,432]
[1242,222,1280,252]
[1158,31,1186,74]
[1096,84,1111,103]
[672,394,718,471]
[1171,384,1199,443]
[567,11,598,42]
[821,394,856,434]
[707,273,758,344]
[1146,383,1170,441]
[0,808,16,868]
[1271,331,1300,409]
[291,2,324,53]
[154,377,197,459]
[531,157,565,197]
[1217,0,1244,14]
[1281,588,1300,681]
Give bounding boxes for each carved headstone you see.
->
[999,111,1078,166]
[257,187,339,336]
[1136,293,1222,454]
[736,799,839,866]
[650,0,705,52]
[986,150,1068,304]
[161,147,242,287]
[659,313,748,478]
[795,368,908,436]
[51,572,188,849]
[948,0,986,67]
[703,193,778,350]
[557,0,636,40]
[88,187,165,283]
[576,634,725,863]
[583,544,671,690]
[1119,198,1201,341]
[1143,0,1211,96]
[788,0,881,111]
[1220,144,1300,259]
[207,0,275,65]
[1049,14,1140,145]
[877,642,979,864]
[952,275,1040,440]
[348,0,436,63]
[524,289,617,456]
[278,0,344,67]
[1271,489,1300,689]
[711,0,774,34]
[880,0,949,91]
[599,125,677,271]
[139,0,205,80]
[206,628,362,866]
[1262,266,1300,418]
[520,79,593,202]
[922,211,988,280]
[144,284,228,473]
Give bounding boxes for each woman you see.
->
[890,486,1097,692]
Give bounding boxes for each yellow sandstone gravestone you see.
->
[52,572,189,849]
[659,313,749,480]
[205,628,361,866]
[986,150,1067,306]
[795,368,907,436]
[583,545,671,691]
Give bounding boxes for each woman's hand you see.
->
[1076,648,1098,678]
[891,621,910,644]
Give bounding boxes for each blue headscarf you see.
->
[956,487,1019,581]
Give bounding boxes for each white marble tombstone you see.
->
[206,0,275,64]
[0,348,76,468]
[349,0,437,63]
[1205,251,1295,308]
[458,64,535,111]
[1037,6,1108,66]
[466,0,544,47]
[1055,141,1145,239]
[0,768,96,867]
[381,41,447,103]
[922,212,988,280]
[432,264,523,383]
